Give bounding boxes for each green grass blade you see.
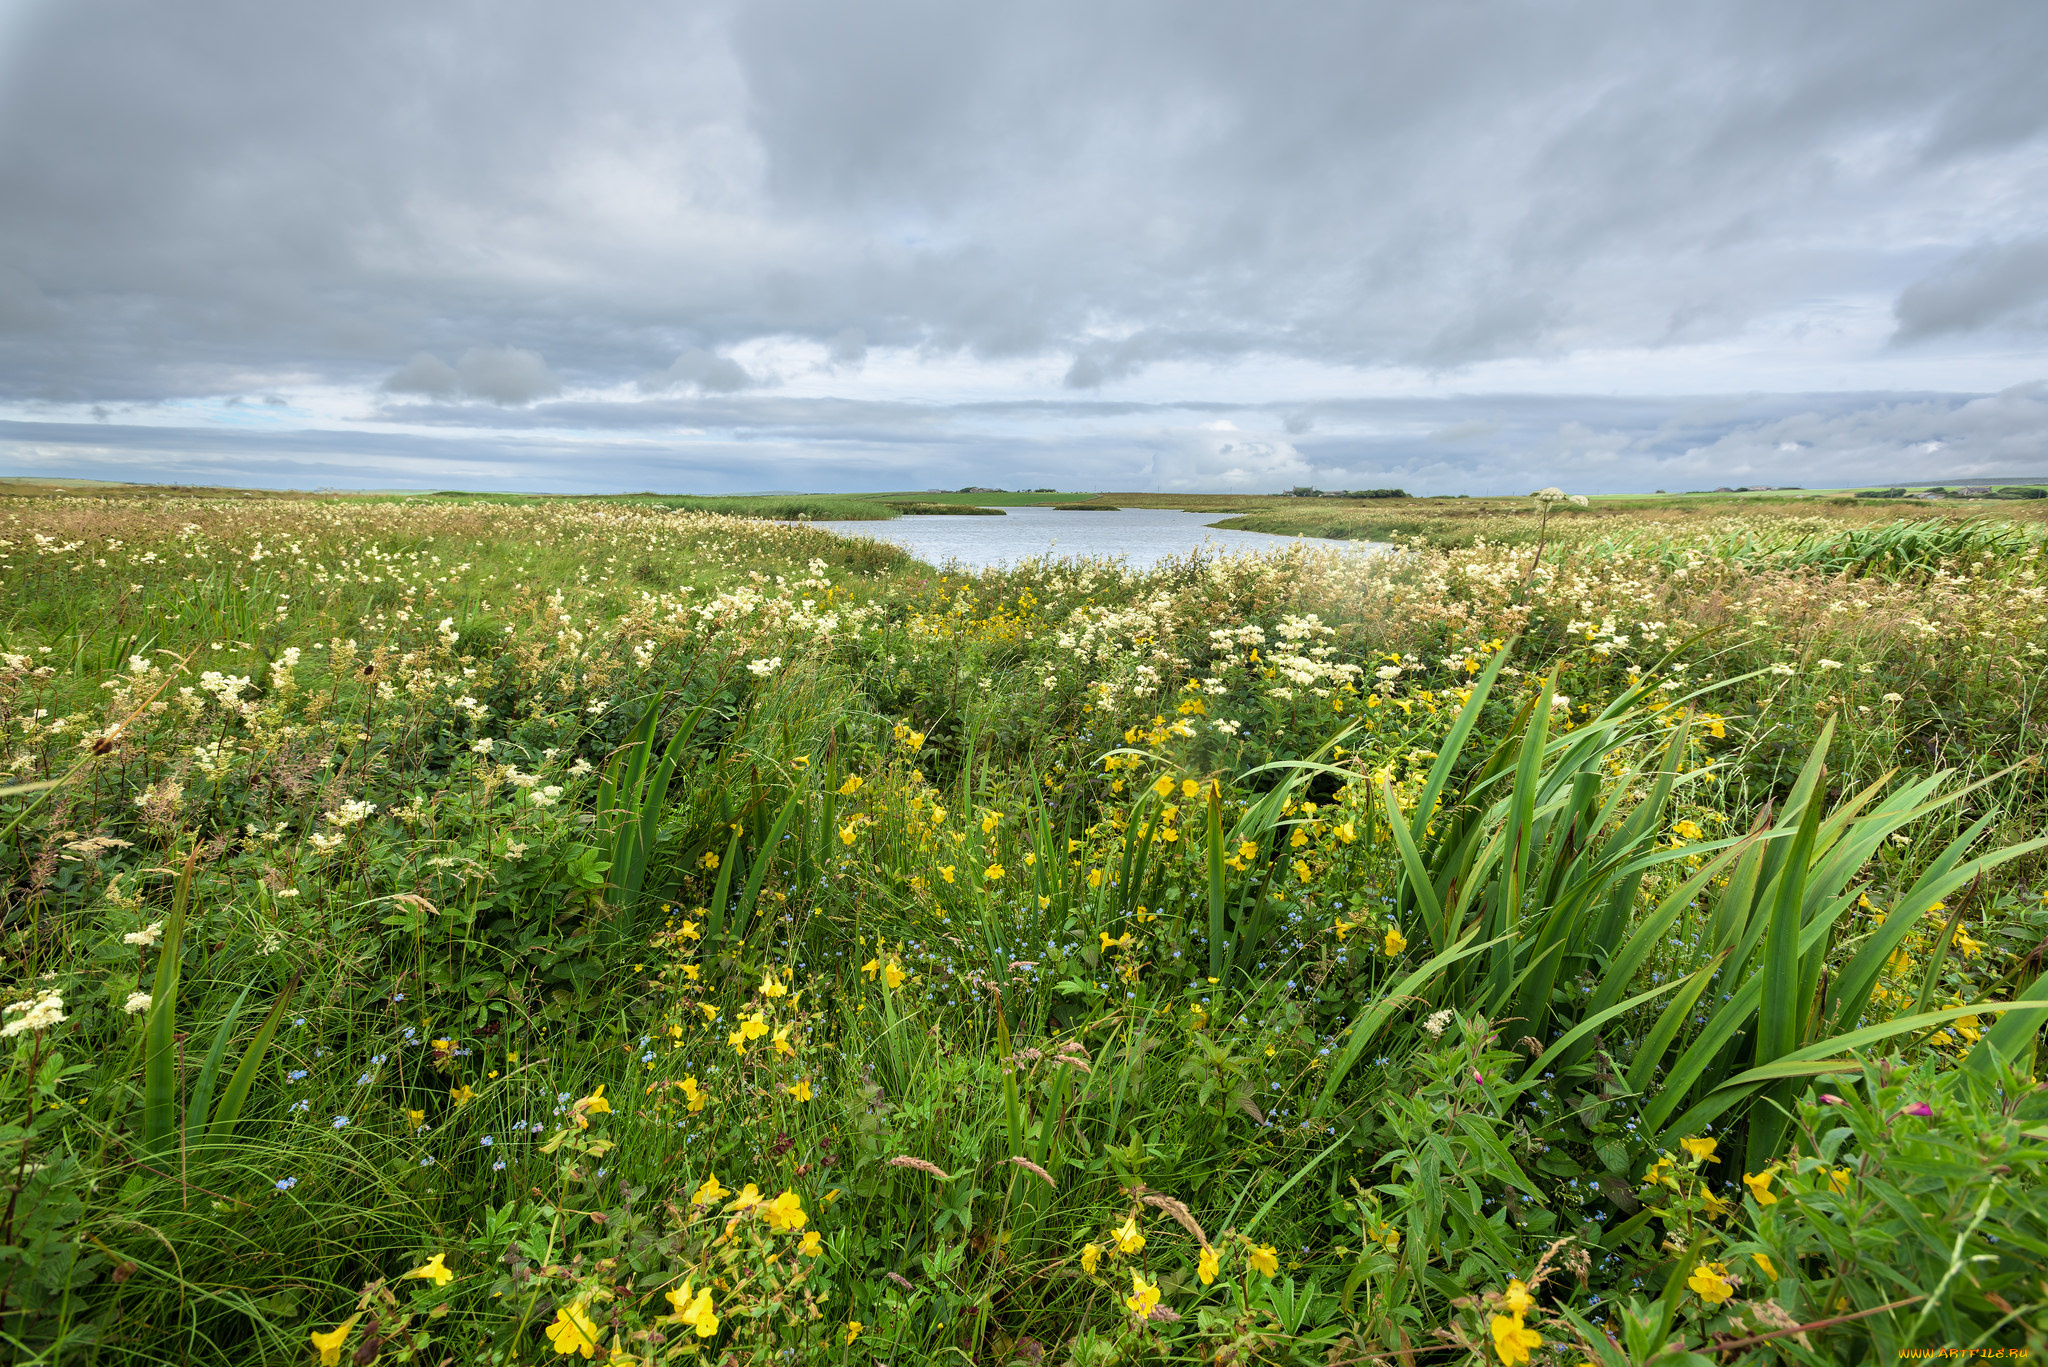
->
[184,986,250,1148]
[1311,929,1500,1118]
[140,847,198,1158]
[209,971,303,1138]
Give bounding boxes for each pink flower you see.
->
[1817,1094,1845,1106]
[1900,1102,1934,1118]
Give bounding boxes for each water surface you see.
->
[813,504,1377,571]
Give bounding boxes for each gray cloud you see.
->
[384,352,459,398]
[383,347,561,405]
[645,348,758,394]
[0,0,2045,485]
[1893,238,2048,340]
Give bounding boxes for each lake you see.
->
[812,504,1379,571]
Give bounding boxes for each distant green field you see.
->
[853,489,1090,507]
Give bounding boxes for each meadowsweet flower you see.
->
[310,1314,361,1366]
[0,989,65,1037]
[123,991,152,1014]
[545,1297,603,1356]
[123,921,163,947]
[404,1252,455,1288]
[1686,1261,1735,1305]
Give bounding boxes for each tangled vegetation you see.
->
[0,492,2044,1365]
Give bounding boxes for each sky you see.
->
[2,0,2046,496]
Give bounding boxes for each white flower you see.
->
[747,657,783,677]
[122,921,164,948]
[569,758,594,776]
[0,989,65,1037]
[308,831,345,852]
[1882,692,1904,703]
[1768,663,1796,676]
[503,841,528,861]
[123,991,153,1015]
[1817,659,1844,670]
[1421,1008,1455,1039]
[470,738,494,755]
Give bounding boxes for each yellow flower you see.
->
[1152,776,1176,798]
[884,959,907,989]
[1124,1271,1160,1318]
[1490,1314,1543,1366]
[1742,1169,1778,1205]
[698,850,720,870]
[406,1108,426,1130]
[984,863,1005,881]
[727,1183,764,1212]
[404,1252,455,1288]
[1247,1243,1278,1277]
[1671,819,1704,841]
[310,1314,361,1367]
[1099,931,1132,953]
[838,823,858,846]
[1686,1261,1735,1306]
[1500,1279,1534,1316]
[772,1024,795,1058]
[1180,779,1200,799]
[799,1229,823,1257]
[787,1080,813,1102]
[760,970,786,999]
[691,1174,729,1206]
[1289,828,1310,848]
[546,1298,604,1357]
[1112,1215,1145,1254]
[1752,1252,1778,1280]
[1701,1188,1731,1221]
[665,1283,718,1338]
[1828,1166,1852,1194]
[570,1085,611,1129]
[1080,1242,1103,1275]
[1334,821,1356,844]
[939,864,956,883]
[449,1084,476,1108]
[1680,1136,1717,1163]
[681,1076,706,1112]
[861,957,880,978]
[1383,927,1407,956]
[698,1002,718,1022]
[763,1189,807,1231]
[837,774,863,796]
[1087,867,1103,888]
[981,811,1002,834]
[1197,1244,1219,1285]
[844,1321,863,1345]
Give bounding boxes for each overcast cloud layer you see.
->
[2,0,2046,493]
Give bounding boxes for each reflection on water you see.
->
[812,505,1380,572]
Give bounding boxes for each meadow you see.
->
[0,489,2043,1364]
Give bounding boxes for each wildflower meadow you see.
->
[0,489,2044,1365]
